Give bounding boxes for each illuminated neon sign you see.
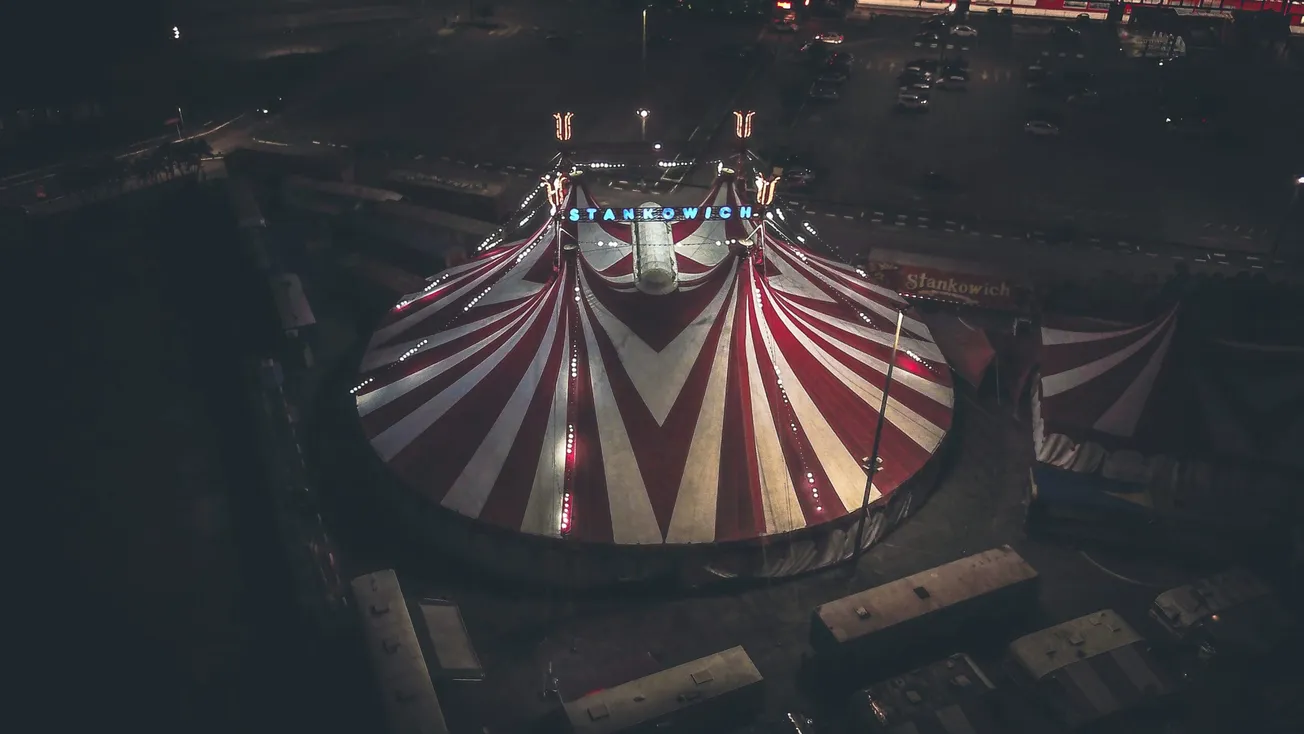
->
[564,205,756,222]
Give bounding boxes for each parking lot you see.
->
[254,6,1302,253]
[264,7,768,174]
[728,11,1301,251]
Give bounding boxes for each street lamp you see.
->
[172,26,181,40]
[853,304,910,560]
[636,108,649,142]
[642,7,649,79]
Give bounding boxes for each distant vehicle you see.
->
[826,51,854,67]
[1009,610,1177,730]
[257,96,285,116]
[905,58,939,73]
[771,15,799,32]
[897,91,931,111]
[818,66,850,84]
[950,25,979,38]
[810,547,1039,665]
[1151,569,1297,664]
[1001,7,1013,14]
[783,166,818,189]
[563,647,764,734]
[899,69,934,86]
[937,70,970,89]
[809,82,840,101]
[1076,12,1092,22]
[814,31,844,44]
[1024,119,1060,136]
[913,32,941,46]
[851,654,1003,734]
[1066,88,1099,105]
[920,17,951,31]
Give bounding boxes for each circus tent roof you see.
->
[351,174,954,546]
[1036,307,1186,454]
[1191,338,1304,470]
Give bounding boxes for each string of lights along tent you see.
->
[350,112,954,549]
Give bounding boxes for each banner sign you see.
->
[564,205,758,223]
[863,261,1028,311]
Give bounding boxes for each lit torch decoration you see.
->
[542,173,569,216]
[553,111,573,142]
[733,110,755,140]
[754,172,780,208]
[754,172,780,276]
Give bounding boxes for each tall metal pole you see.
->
[854,307,906,558]
[642,8,648,79]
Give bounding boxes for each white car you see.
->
[1024,120,1061,136]
[950,25,979,38]
[815,32,844,44]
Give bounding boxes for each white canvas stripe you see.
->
[770,295,947,453]
[442,306,565,518]
[580,260,737,426]
[666,280,739,543]
[785,299,950,388]
[1042,319,1150,346]
[1093,317,1176,437]
[783,251,933,342]
[369,289,562,461]
[1042,312,1172,398]
[356,300,535,417]
[370,252,509,349]
[743,286,806,534]
[578,304,664,545]
[757,292,877,513]
[520,329,572,537]
[360,304,523,373]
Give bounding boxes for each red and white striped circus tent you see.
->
[351,173,954,553]
[1033,307,1189,472]
[1190,338,1304,471]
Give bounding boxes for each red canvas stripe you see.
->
[359,309,529,437]
[771,297,953,431]
[583,257,734,352]
[579,271,737,538]
[749,270,843,524]
[760,285,930,495]
[567,266,615,542]
[715,281,767,541]
[476,306,569,531]
[385,283,565,505]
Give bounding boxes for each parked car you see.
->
[1024,119,1061,136]
[814,31,844,44]
[782,166,818,189]
[1066,88,1100,105]
[898,70,933,89]
[897,91,930,111]
[937,70,969,89]
[905,58,939,73]
[950,25,979,38]
[809,82,840,101]
[818,66,850,84]
[913,32,941,46]
[825,51,854,67]
[772,15,799,33]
